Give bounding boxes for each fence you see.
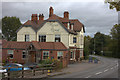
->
[2,63,55,79]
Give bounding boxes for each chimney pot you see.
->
[31,14,38,21]
[49,6,54,17]
[39,14,44,20]
[64,11,69,19]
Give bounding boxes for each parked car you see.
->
[4,63,30,71]
[23,63,39,69]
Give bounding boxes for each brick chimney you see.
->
[31,14,38,21]
[49,6,54,17]
[39,14,44,20]
[64,11,69,19]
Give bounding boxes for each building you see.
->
[2,40,68,67]
[17,7,85,62]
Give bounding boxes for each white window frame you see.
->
[55,35,61,42]
[39,35,46,42]
[57,51,63,60]
[8,50,14,59]
[22,50,26,59]
[25,34,29,42]
[43,51,49,60]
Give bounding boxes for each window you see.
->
[22,51,26,59]
[43,51,49,59]
[8,50,13,59]
[39,35,46,42]
[73,37,77,43]
[57,51,63,59]
[55,35,60,42]
[70,51,73,58]
[25,35,29,42]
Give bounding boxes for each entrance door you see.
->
[29,51,36,63]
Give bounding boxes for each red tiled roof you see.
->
[20,11,84,34]
[3,41,68,50]
[2,41,31,49]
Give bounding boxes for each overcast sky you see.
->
[2,1,118,37]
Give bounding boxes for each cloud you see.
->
[2,2,118,37]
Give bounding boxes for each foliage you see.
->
[84,36,92,59]
[110,24,120,58]
[105,0,120,11]
[2,16,21,41]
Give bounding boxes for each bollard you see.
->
[22,67,24,78]
[47,70,50,76]
[7,68,10,80]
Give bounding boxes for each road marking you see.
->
[116,63,118,67]
[104,69,109,72]
[95,72,102,75]
[111,67,113,69]
[85,75,91,78]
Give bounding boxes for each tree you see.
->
[110,24,120,58]
[2,16,21,41]
[105,0,120,11]
[84,36,92,59]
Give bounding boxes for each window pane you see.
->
[22,51,26,58]
[8,50,13,59]
[73,37,77,43]
[39,35,46,42]
[57,51,63,59]
[25,35,29,42]
[55,35,60,42]
[43,51,49,59]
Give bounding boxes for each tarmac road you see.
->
[53,55,119,78]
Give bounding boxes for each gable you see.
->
[17,27,36,34]
[37,21,68,34]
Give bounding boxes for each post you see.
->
[33,69,35,76]
[7,68,10,80]
[22,67,24,78]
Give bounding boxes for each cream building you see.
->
[17,7,85,61]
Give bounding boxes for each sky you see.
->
[1,0,118,37]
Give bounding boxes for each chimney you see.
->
[64,11,69,19]
[31,14,38,21]
[39,14,44,20]
[49,6,54,17]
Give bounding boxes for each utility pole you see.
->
[94,38,95,55]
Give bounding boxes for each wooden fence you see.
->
[2,63,55,79]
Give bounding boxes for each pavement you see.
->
[24,55,119,78]
[27,59,102,78]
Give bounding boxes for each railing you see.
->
[2,63,55,79]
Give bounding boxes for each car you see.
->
[23,63,39,69]
[4,63,30,71]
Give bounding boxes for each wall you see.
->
[2,49,25,64]
[17,27,36,42]
[37,22,69,48]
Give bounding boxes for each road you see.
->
[52,55,119,78]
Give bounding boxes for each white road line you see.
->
[85,75,91,78]
[111,67,113,69]
[104,69,109,72]
[95,72,102,75]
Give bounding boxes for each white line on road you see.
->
[95,72,102,75]
[104,69,109,72]
[85,75,91,78]
[111,67,113,69]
